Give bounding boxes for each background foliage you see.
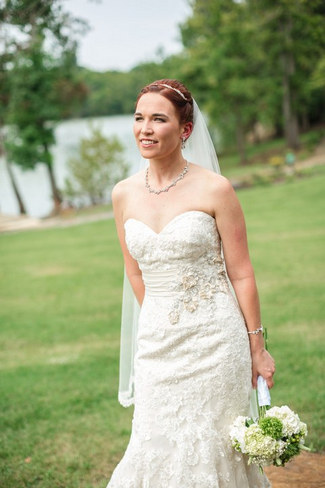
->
[75,0,325,159]
[1,0,324,214]
[63,126,128,206]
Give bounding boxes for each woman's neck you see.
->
[148,154,187,185]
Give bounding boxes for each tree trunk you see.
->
[5,158,27,215]
[43,141,62,215]
[46,162,62,215]
[235,111,247,165]
[301,111,310,132]
[253,124,261,144]
[0,126,27,215]
[281,17,300,150]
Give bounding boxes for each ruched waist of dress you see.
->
[141,262,230,323]
[142,268,178,297]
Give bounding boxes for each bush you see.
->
[63,125,128,207]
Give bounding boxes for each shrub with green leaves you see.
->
[64,125,128,206]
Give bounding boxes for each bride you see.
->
[107,79,275,487]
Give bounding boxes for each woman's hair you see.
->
[136,79,194,124]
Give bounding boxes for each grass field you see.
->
[0,173,324,487]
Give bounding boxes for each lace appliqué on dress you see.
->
[168,252,229,325]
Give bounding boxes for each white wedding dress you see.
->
[107,210,271,488]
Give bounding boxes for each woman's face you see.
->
[133,93,186,160]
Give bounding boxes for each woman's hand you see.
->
[251,348,275,390]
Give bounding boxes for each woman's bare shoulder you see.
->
[112,171,145,203]
[190,163,233,194]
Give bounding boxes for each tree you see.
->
[5,38,86,213]
[77,55,185,118]
[248,0,325,148]
[1,0,87,214]
[180,0,265,164]
[0,18,27,214]
[63,126,128,206]
[180,0,325,158]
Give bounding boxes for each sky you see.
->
[65,0,192,72]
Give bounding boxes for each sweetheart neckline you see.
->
[124,210,215,236]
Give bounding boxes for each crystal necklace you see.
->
[145,160,189,195]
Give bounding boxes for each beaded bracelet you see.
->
[247,325,263,335]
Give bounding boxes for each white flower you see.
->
[275,439,287,457]
[266,405,302,436]
[244,425,279,465]
[229,416,248,453]
[230,406,308,468]
[299,421,308,437]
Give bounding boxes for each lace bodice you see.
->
[125,210,222,270]
[125,211,230,325]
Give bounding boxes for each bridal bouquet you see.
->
[230,329,309,470]
[229,403,308,468]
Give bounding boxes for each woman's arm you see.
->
[214,177,275,389]
[112,182,145,306]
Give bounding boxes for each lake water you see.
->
[0,114,140,218]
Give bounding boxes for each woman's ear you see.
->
[182,122,193,140]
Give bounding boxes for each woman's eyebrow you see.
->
[134,112,169,118]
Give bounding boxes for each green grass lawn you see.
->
[0,173,324,487]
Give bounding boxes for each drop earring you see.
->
[181,137,186,150]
